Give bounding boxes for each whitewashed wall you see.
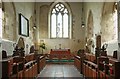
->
[84,2,103,54]
[2,2,35,55]
[36,2,86,54]
[2,39,15,56]
[84,2,119,59]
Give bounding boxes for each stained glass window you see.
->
[50,3,70,38]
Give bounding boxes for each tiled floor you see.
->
[37,64,84,79]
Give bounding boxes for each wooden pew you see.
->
[74,56,81,72]
[84,53,98,78]
[107,58,120,79]
[23,53,37,79]
[79,51,120,79]
[2,56,24,79]
[83,60,98,79]
[36,54,46,73]
[85,53,96,62]
[2,51,42,79]
[13,56,24,79]
[97,56,120,79]
[38,55,46,73]
[2,57,14,78]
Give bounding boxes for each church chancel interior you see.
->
[1,0,120,79]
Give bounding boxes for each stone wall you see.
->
[84,2,103,54]
[2,2,36,55]
[36,2,85,54]
[1,2,120,59]
[84,2,119,58]
[2,2,17,41]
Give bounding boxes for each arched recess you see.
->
[2,2,17,41]
[39,5,49,38]
[87,10,94,40]
[101,2,117,43]
[13,37,25,57]
[17,37,25,49]
[86,10,94,53]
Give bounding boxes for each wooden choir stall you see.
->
[1,37,46,79]
[74,50,120,79]
[2,51,46,79]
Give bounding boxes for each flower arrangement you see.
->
[39,43,46,50]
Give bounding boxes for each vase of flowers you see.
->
[39,43,47,54]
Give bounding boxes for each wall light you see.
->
[33,1,37,30]
[81,2,85,28]
[33,25,37,30]
[81,22,85,28]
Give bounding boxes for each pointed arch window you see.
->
[50,3,70,38]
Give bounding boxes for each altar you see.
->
[49,49,72,60]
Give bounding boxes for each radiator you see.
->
[2,39,15,56]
